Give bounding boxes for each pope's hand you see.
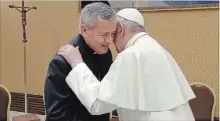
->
[57,44,83,67]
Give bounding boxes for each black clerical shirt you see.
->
[44,34,112,121]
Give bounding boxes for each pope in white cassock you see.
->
[58,8,196,121]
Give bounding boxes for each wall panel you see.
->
[142,9,219,117]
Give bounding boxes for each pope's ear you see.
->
[118,23,124,36]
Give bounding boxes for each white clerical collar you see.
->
[125,32,147,49]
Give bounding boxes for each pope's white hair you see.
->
[117,16,144,32]
[79,2,116,30]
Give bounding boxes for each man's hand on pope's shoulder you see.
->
[57,44,83,68]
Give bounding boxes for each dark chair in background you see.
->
[189,82,216,121]
[0,84,11,121]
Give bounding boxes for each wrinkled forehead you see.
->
[92,18,117,33]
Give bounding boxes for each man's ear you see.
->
[80,24,88,37]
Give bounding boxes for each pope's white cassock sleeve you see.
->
[65,62,119,115]
[65,60,122,115]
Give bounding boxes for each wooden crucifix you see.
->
[9,0,37,114]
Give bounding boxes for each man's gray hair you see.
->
[79,2,116,29]
[117,16,144,32]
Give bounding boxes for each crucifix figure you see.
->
[9,0,37,113]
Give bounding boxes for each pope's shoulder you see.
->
[137,35,166,53]
[119,36,168,59]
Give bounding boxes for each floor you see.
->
[10,111,118,121]
[10,111,46,121]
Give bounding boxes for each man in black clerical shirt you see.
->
[44,2,117,121]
